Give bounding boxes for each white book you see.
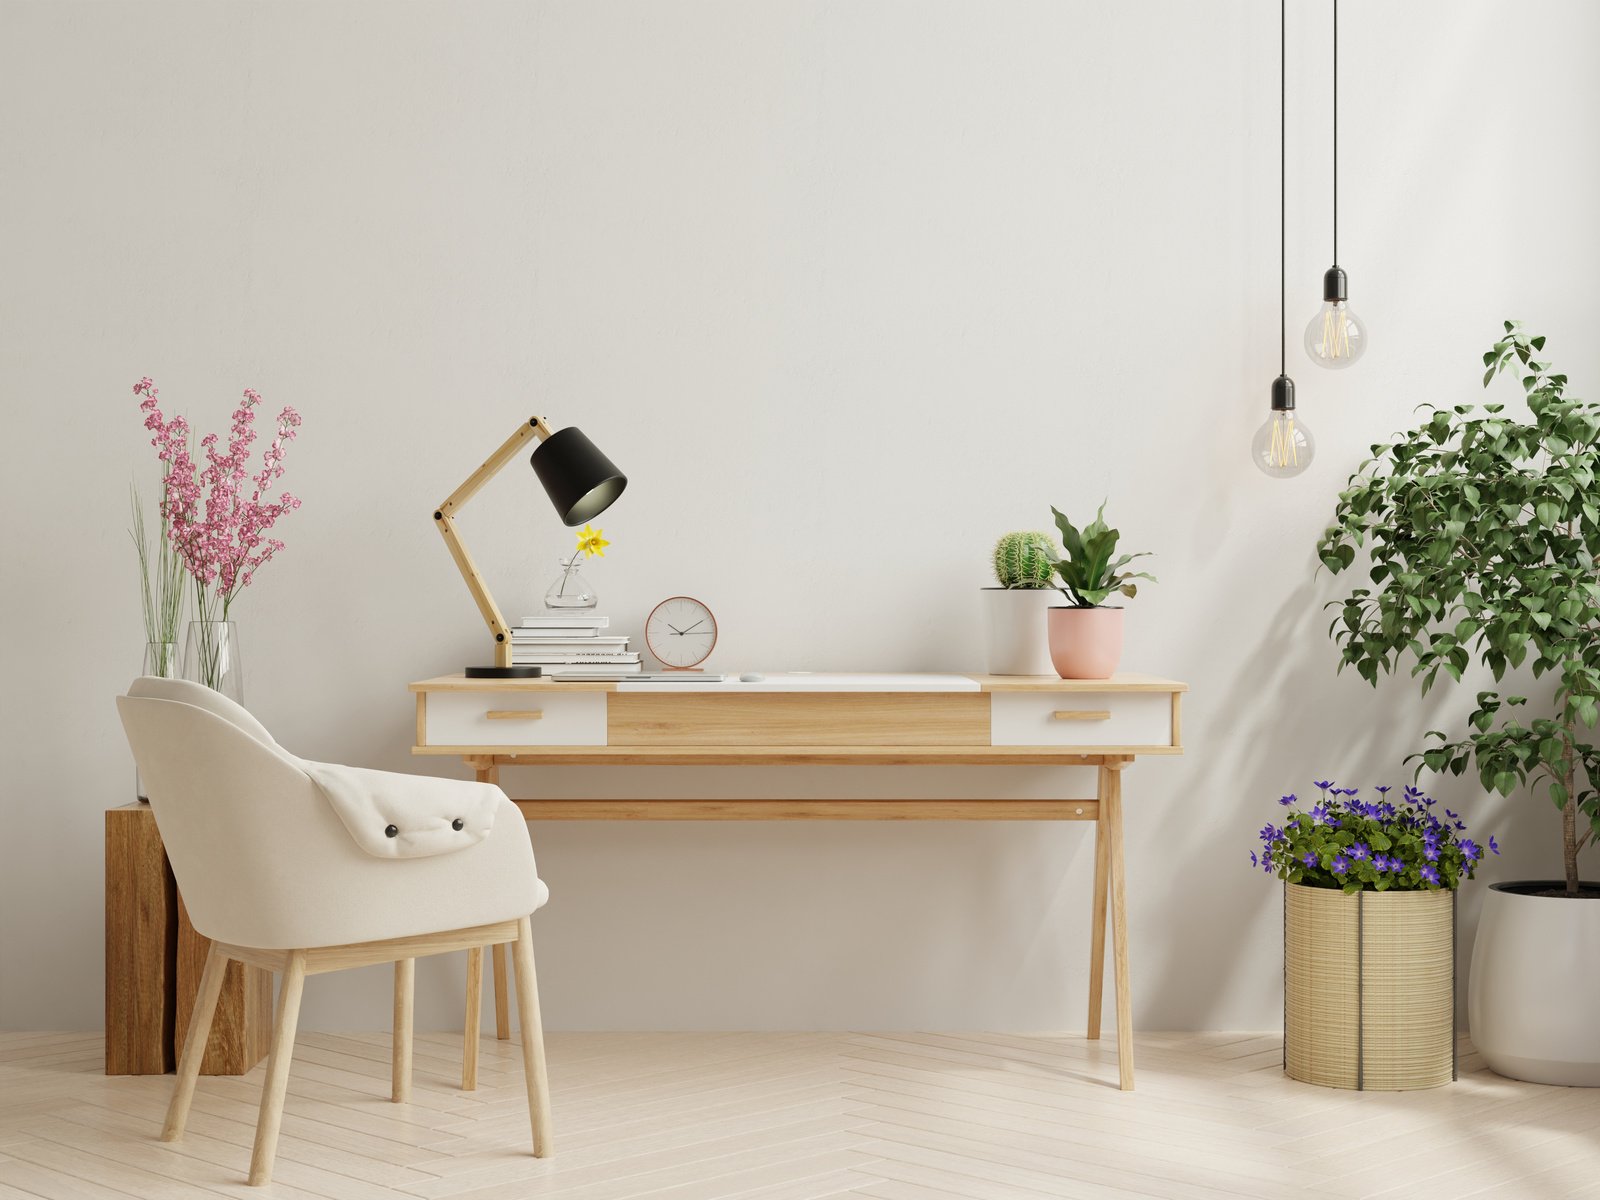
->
[509,636,630,649]
[517,615,609,628]
[508,633,627,643]
[511,652,642,664]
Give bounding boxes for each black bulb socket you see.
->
[1322,266,1349,303]
[1271,374,1296,412]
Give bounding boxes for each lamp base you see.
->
[464,665,543,679]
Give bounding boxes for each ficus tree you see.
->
[1317,323,1600,896]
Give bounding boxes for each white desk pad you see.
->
[616,672,981,693]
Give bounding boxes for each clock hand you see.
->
[679,619,706,634]
[666,623,684,635]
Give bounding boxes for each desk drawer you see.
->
[607,692,989,746]
[423,692,607,747]
[990,692,1174,749]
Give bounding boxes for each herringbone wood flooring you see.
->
[1,1031,1595,1199]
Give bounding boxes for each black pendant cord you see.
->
[1333,0,1338,266]
[1280,0,1287,376]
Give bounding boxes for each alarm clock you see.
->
[644,596,718,670]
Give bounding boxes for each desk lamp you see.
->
[434,417,627,678]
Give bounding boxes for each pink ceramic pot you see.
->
[1047,606,1124,679]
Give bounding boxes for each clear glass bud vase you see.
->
[544,556,598,610]
[136,640,179,801]
[183,620,244,704]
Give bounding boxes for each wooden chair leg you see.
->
[163,944,228,1141]
[249,950,307,1187]
[392,957,414,1103]
[1087,804,1110,1040]
[510,919,552,1157]
[492,942,511,1040]
[463,946,483,1091]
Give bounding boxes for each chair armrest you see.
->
[301,761,503,859]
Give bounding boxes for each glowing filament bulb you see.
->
[1305,268,1367,369]
[1253,376,1314,478]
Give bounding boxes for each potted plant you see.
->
[980,531,1058,675]
[1255,781,1497,1090]
[1046,502,1154,679]
[1318,322,1600,1085]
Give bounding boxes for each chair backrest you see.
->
[117,680,358,948]
[127,676,279,748]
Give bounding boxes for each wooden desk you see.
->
[411,671,1186,1091]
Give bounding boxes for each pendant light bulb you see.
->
[1305,267,1367,368]
[1253,375,1314,478]
[1255,0,1310,479]
[1306,0,1367,370]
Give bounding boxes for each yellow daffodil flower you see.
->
[575,524,610,558]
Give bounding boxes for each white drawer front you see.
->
[425,692,607,746]
[990,692,1173,748]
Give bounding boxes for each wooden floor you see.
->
[1,1031,1596,1200]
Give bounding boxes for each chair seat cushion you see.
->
[302,762,501,859]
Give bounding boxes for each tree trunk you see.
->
[1563,743,1580,896]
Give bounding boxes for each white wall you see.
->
[2,0,1597,1033]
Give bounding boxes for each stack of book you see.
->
[510,614,641,675]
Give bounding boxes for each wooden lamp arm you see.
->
[433,417,555,669]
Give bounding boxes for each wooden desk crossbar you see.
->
[509,798,1100,821]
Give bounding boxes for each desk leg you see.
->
[477,761,512,1041]
[1087,799,1110,1041]
[1101,761,1135,1091]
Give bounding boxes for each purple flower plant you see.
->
[1252,781,1499,893]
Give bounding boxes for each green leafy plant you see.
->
[130,480,186,674]
[1048,502,1155,608]
[991,531,1056,588]
[1318,323,1599,896]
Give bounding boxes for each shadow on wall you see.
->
[1139,568,1476,1030]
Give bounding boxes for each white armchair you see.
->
[116,677,552,1186]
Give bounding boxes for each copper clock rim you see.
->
[644,594,718,669]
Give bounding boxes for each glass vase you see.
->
[183,620,244,704]
[543,556,598,610]
[136,640,179,801]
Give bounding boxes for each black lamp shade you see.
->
[530,425,628,526]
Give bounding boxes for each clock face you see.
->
[645,596,718,669]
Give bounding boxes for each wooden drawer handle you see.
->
[485,710,544,721]
[1052,710,1111,721]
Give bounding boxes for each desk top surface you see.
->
[410,671,1187,694]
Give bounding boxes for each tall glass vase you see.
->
[183,620,244,705]
[136,640,179,801]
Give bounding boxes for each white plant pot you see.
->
[980,588,1057,676]
[1468,881,1600,1086]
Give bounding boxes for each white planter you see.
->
[1468,881,1600,1086]
[980,588,1057,676]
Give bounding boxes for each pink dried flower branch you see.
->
[134,377,302,616]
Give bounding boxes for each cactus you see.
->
[992,531,1056,588]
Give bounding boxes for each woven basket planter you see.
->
[1284,883,1455,1090]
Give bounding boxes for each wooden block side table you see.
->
[104,804,175,1074]
[105,803,272,1076]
